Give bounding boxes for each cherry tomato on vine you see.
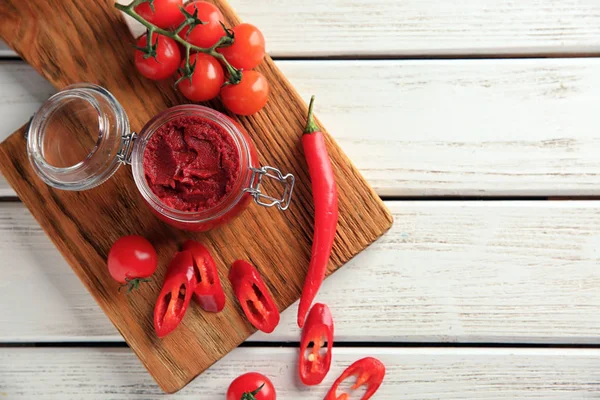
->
[218,23,266,70]
[221,71,269,116]
[135,33,181,81]
[179,1,225,48]
[227,372,276,400]
[134,0,184,29]
[107,236,157,292]
[177,53,225,102]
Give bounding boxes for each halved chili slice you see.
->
[182,240,226,313]
[229,260,280,334]
[325,357,385,400]
[153,250,197,338]
[299,303,334,385]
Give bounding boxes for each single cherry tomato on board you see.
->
[135,33,181,81]
[227,372,276,400]
[107,235,157,292]
[179,1,225,48]
[177,53,225,102]
[221,71,269,116]
[134,0,184,29]
[218,23,266,70]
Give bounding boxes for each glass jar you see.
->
[27,83,295,232]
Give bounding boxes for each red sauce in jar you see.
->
[143,116,240,212]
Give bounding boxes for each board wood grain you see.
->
[2,201,600,344]
[2,347,600,399]
[3,58,600,198]
[0,0,392,393]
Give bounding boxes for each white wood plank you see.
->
[1,347,600,399]
[3,0,600,57]
[2,201,600,344]
[2,59,600,197]
[0,42,14,57]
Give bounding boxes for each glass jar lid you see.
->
[26,83,132,191]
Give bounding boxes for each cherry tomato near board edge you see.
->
[221,70,270,116]
[227,372,276,400]
[218,23,266,70]
[107,235,157,292]
[135,33,181,81]
[134,0,184,29]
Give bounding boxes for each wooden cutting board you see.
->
[0,0,393,393]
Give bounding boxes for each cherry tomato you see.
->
[134,0,185,29]
[221,71,269,116]
[227,373,276,400]
[135,33,181,81]
[107,236,157,291]
[179,1,225,48]
[177,53,224,102]
[218,23,266,70]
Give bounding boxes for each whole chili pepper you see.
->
[229,260,280,334]
[182,240,226,313]
[299,303,334,385]
[153,251,197,338]
[325,357,385,400]
[297,96,339,328]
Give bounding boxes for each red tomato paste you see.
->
[143,116,240,212]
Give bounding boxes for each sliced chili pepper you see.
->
[182,240,226,313]
[229,260,280,334]
[153,251,197,338]
[299,303,334,386]
[298,96,339,328]
[325,357,385,400]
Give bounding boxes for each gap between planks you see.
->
[4,341,600,350]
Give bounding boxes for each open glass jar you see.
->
[27,84,295,232]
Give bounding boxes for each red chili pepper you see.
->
[229,260,280,334]
[181,240,226,313]
[297,96,339,328]
[153,251,197,338]
[299,303,334,385]
[325,357,386,400]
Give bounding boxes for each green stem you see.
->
[115,0,242,84]
[240,383,264,400]
[304,95,320,134]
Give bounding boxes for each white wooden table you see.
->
[1,1,600,398]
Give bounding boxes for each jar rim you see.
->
[131,104,253,224]
[26,83,129,191]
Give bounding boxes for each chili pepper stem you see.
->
[114,0,243,84]
[304,95,320,134]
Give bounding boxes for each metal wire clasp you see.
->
[117,132,137,165]
[245,166,295,211]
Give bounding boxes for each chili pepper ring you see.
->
[298,303,334,385]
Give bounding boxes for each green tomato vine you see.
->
[114,0,243,85]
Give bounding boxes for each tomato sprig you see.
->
[116,0,242,85]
